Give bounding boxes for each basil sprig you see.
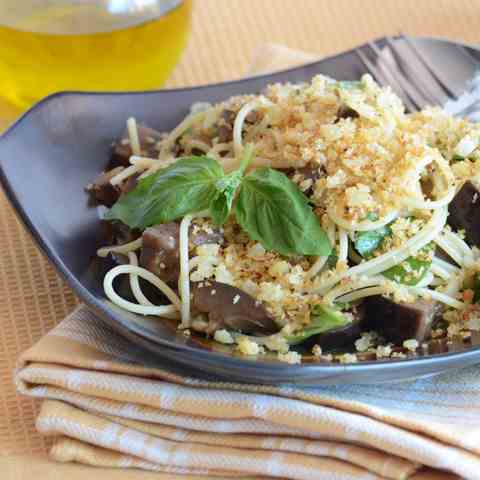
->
[105,147,331,257]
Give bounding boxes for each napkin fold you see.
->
[16,306,466,480]
[14,45,479,480]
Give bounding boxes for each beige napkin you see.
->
[14,45,476,480]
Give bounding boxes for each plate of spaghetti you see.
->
[3,36,480,384]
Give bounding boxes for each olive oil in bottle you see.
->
[0,0,192,108]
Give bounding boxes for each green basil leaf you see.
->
[287,304,350,345]
[235,168,331,256]
[215,170,243,210]
[209,170,243,226]
[365,212,379,221]
[209,192,230,225]
[452,153,465,162]
[356,219,433,286]
[354,225,391,257]
[335,301,351,311]
[105,156,223,229]
[382,244,434,286]
[209,144,254,226]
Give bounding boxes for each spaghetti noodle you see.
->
[90,73,480,362]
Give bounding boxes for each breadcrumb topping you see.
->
[169,75,480,362]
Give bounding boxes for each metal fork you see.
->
[356,35,480,116]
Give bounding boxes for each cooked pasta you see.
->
[87,73,480,363]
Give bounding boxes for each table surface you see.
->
[1,0,480,477]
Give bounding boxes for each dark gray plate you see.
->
[2,36,480,385]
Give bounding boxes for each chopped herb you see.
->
[355,221,433,286]
[354,225,391,257]
[382,244,434,286]
[287,304,350,345]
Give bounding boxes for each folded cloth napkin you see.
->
[13,46,479,480]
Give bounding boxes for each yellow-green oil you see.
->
[0,1,192,108]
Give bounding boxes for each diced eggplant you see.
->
[216,108,261,144]
[217,109,236,143]
[364,296,437,343]
[191,228,224,246]
[245,110,261,124]
[113,222,139,245]
[217,125,232,143]
[139,223,225,284]
[296,165,321,184]
[111,124,163,168]
[100,220,139,249]
[86,166,124,207]
[119,174,139,196]
[335,104,359,121]
[192,281,279,336]
[140,224,180,284]
[448,180,480,247]
[286,164,321,196]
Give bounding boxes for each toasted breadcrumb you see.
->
[403,339,419,351]
[214,329,234,345]
[376,345,392,359]
[237,336,260,356]
[338,353,358,364]
[312,345,322,356]
[278,351,302,364]
[355,332,378,352]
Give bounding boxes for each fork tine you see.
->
[456,45,480,68]
[403,35,459,99]
[356,48,399,101]
[385,37,441,106]
[356,48,387,83]
[356,47,418,112]
[367,41,426,111]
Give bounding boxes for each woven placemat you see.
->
[1,0,480,472]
